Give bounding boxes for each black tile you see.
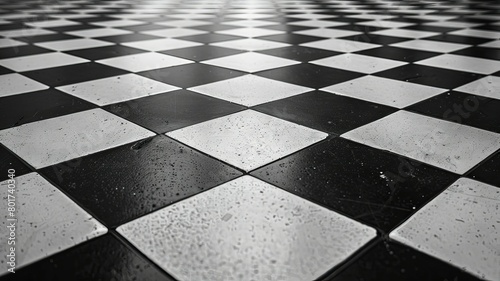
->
[333,24,387,32]
[138,63,246,88]
[161,45,244,61]
[0,145,31,181]
[256,33,325,44]
[356,46,440,62]
[120,23,167,32]
[96,33,162,43]
[0,45,51,59]
[4,234,175,281]
[190,24,243,32]
[0,89,95,130]
[407,91,500,133]
[256,63,364,89]
[66,45,146,60]
[40,135,243,227]
[426,34,492,45]
[254,91,396,135]
[468,152,500,188]
[251,137,458,231]
[0,65,13,75]
[177,33,244,43]
[258,24,315,32]
[452,46,500,60]
[402,25,459,33]
[105,89,245,133]
[15,33,79,43]
[257,45,341,61]
[374,64,483,89]
[22,62,127,87]
[45,24,96,32]
[340,34,411,45]
[330,240,483,281]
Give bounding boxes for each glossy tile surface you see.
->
[0,52,88,72]
[117,176,377,281]
[201,52,299,73]
[390,178,500,281]
[0,73,48,97]
[342,110,500,174]
[311,53,406,74]
[0,173,107,274]
[167,110,327,171]
[97,52,192,72]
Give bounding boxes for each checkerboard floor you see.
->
[0,0,499,280]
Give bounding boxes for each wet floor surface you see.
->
[0,0,499,280]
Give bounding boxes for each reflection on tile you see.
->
[0,173,107,275]
[301,38,380,52]
[35,38,113,51]
[342,110,500,174]
[97,52,192,72]
[141,28,207,38]
[211,38,289,51]
[25,19,79,28]
[0,109,155,168]
[57,74,179,106]
[371,29,439,38]
[122,38,202,51]
[117,176,376,281]
[449,29,500,39]
[66,27,133,38]
[167,110,327,171]
[391,39,469,53]
[311,54,406,74]
[454,76,500,100]
[189,74,312,106]
[416,54,500,75]
[0,52,88,72]
[217,27,284,37]
[0,73,48,97]
[201,52,299,72]
[322,76,446,108]
[390,178,500,281]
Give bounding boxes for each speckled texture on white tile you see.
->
[301,38,379,53]
[311,54,406,74]
[97,52,192,72]
[121,38,202,51]
[35,38,114,51]
[322,76,446,108]
[0,173,107,275]
[341,110,500,174]
[211,38,289,51]
[217,27,284,37]
[391,40,469,53]
[416,54,500,75]
[66,27,132,38]
[57,74,179,105]
[390,178,500,281]
[455,76,500,100]
[0,52,88,72]
[0,109,155,168]
[141,28,207,38]
[295,28,362,38]
[0,28,55,38]
[188,75,312,106]
[371,29,439,38]
[0,73,49,98]
[117,175,376,281]
[201,52,299,73]
[166,110,327,171]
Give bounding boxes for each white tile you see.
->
[301,38,379,52]
[189,74,311,107]
[479,40,500,48]
[121,38,202,51]
[167,110,327,171]
[168,14,215,20]
[211,38,289,51]
[322,76,446,108]
[0,109,155,168]
[226,13,274,20]
[405,15,458,21]
[422,21,481,28]
[290,20,347,28]
[416,54,500,75]
[347,14,398,20]
[295,28,361,38]
[0,52,88,72]
[455,76,500,100]
[449,29,500,39]
[25,19,79,28]
[97,52,192,72]
[311,54,406,74]
[0,74,49,98]
[118,175,375,281]
[391,40,468,53]
[0,173,107,274]
[371,29,439,39]
[356,20,415,28]
[224,19,276,27]
[141,28,207,38]
[90,19,144,27]
[0,38,26,48]
[155,19,211,27]
[390,178,500,281]
[217,27,284,37]
[66,27,132,38]
[341,110,500,174]
[35,38,113,51]
[288,13,335,20]
[0,28,55,38]
[57,74,179,106]
[202,52,299,73]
